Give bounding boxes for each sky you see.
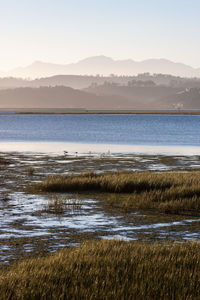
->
[0,0,200,70]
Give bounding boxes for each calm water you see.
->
[0,114,200,153]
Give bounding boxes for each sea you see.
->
[0,112,200,155]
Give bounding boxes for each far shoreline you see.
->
[1,108,200,115]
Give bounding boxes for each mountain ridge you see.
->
[4,56,200,79]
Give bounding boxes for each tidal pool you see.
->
[0,152,200,265]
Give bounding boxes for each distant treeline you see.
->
[1,73,200,90]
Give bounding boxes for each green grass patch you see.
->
[1,240,200,299]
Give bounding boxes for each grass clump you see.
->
[1,240,200,299]
[26,167,35,176]
[44,195,82,215]
[45,196,66,214]
[28,171,200,214]
[28,171,172,193]
[0,156,10,165]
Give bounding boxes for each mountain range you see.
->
[4,56,200,78]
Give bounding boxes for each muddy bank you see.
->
[0,152,200,266]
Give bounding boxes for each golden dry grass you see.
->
[0,240,200,299]
[44,195,82,214]
[28,171,200,214]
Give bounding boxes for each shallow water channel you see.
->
[1,152,200,265]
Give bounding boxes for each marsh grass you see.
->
[1,240,200,299]
[0,156,10,165]
[28,171,173,193]
[1,193,10,202]
[46,196,66,214]
[26,167,35,176]
[44,195,82,215]
[28,171,200,214]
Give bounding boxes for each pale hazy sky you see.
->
[1,0,200,70]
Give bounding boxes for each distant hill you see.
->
[0,77,30,89]
[0,85,200,110]
[85,83,182,105]
[85,84,200,109]
[31,74,200,89]
[6,56,200,78]
[157,88,200,109]
[31,75,132,89]
[0,86,131,110]
[1,74,200,90]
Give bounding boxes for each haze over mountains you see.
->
[0,56,200,111]
[1,82,200,110]
[4,56,200,78]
